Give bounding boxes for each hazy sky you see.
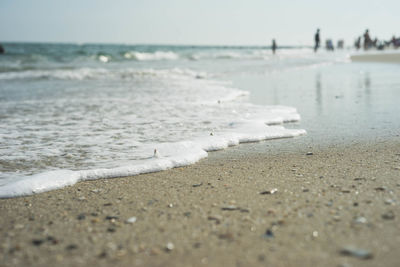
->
[1,0,399,46]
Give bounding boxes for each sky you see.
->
[0,0,399,46]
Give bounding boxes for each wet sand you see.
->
[1,137,400,267]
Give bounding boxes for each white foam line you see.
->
[0,125,306,198]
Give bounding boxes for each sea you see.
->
[3,42,398,198]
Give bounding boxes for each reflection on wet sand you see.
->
[315,73,322,114]
[233,60,400,143]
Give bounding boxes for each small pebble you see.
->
[354,216,367,224]
[221,205,238,211]
[340,246,373,259]
[192,183,203,187]
[354,177,366,181]
[208,215,222,224]
[125,217,137,224]
[381,211,395,220]
[375,187,387,192]
[66,244,78,250]
[263,229,274,239]
[32,239,44,246]
[91,218,100,223]
[165,242,174,252]
[260,188,278,195]
[77,214,86,220]
[306,152,313,156]
[105,216,118,220]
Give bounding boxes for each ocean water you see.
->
[0,43,351,198]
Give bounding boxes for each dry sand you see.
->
[1,138,400,267]
[351,51,400,63]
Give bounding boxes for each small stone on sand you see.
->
[381,211,395,220]
[165,242,174,252]
[126,217,137,224]
[260,188,278,195]
[221,205,238,211]
[339,246,373,259]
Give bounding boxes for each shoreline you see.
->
[1,137,399,267]
[350,50,400,63]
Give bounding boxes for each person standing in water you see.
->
[272,39,277,54]
[314,29,320,52]
[363,29,371,50]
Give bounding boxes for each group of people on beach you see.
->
[314,29,344,52]
[272,28,343,54]
[314,28,399,52]
[354,29,400,50]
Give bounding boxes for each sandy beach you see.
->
[350,51,400,63]
[1,136,400,267]
[2,1,400,266]
[1,46,400,267]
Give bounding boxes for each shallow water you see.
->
[2,43,396,197]
[230,60,400,144]
[0,43,312,197]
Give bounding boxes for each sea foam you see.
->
[0,67,205,81]
[126,51,179,61]
[0,116,305,198]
